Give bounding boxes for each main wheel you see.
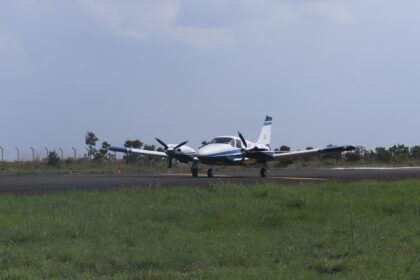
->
[260,168,267,178]
[191,168,199,178]
[207,168,214,178]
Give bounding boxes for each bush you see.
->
[47,151,61,167]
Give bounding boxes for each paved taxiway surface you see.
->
[1,168,420,194]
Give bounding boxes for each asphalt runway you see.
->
[1,167,420,195]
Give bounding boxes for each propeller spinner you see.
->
[155,138,189,168]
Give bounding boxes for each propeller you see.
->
[155,138,169,150]
[238,132,248,149]
[238,131,249,162]
[238,132,269,161]
[173,141,189,150]
[155,138,189,168]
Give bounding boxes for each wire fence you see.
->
[0,146,118,162]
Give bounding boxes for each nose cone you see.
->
[197,145,215,158]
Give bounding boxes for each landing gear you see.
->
[207,168,214,178]
[260,168,267,178]
[260,162,268,178]
[191,161,199,178]
[191,168,199,178]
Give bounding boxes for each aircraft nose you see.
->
[197,149,209,158]
[197,146,213,158]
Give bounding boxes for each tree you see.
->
[344,146,367,163]
[143,144,156,151]
[143,144,157,161]
[321,144,342,162]
[344,150,361,162]
[374,147,392,162]
[276,145,291,152]
[389,144,409,162]
[275,145,292,167]
[85,131,98,160]
[410,146,420,160]
[94,141,111,161]
[124,139,143,164]
[124,139,143,149]
[47,151,61,167]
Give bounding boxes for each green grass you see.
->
[0,181,419,279]
[0,161,173,176]
[2,158,420,177]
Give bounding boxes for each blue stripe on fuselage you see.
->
[198,149,243,165]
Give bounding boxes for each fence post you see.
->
[58,148,64,159]
[15,146,20,162]
[30,147,35,161]
[0,146,3,161]
[44,147,49,158]
[72,147,77,159]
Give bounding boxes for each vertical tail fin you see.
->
[257,115,272,146]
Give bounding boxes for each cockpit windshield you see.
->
[210,137,235,147]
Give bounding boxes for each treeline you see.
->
[275,144,420,167]
[81,132,420,167]
[83,132,165,164]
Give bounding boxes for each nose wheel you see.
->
[191,167,198,178]
[207,168,214,178]
[260,162,268,177]
[191,160,199,178]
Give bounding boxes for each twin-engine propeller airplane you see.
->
[110,116,355,178]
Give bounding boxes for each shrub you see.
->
[47,151,61,167]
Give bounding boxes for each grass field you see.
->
[0,181,419,279]
[3,159,420,177]
[0,161,171,176]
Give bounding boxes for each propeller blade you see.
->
[174,140,188,150]
[238,132,247,148]
[168,156,173,168]
[155,138,169,150]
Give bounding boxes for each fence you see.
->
[0,146,80,162]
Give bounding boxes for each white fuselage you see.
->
[197,136,263,165]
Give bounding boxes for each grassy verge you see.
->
[2,159,420,177]
[0,160,174,176]
[0,181,419,279]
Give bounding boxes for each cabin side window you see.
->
[210,137,235,147]
[235,139,242,149]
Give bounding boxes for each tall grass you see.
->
[0,180,419,279]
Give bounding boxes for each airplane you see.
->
[109,116,355,178]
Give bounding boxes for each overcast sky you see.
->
[1,0,420,160]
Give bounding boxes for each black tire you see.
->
[260,168,267,178]
[191,168,199,178]
[207,168,214,178]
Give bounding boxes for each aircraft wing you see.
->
[109,146,168,157]
[273,145,355,160]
